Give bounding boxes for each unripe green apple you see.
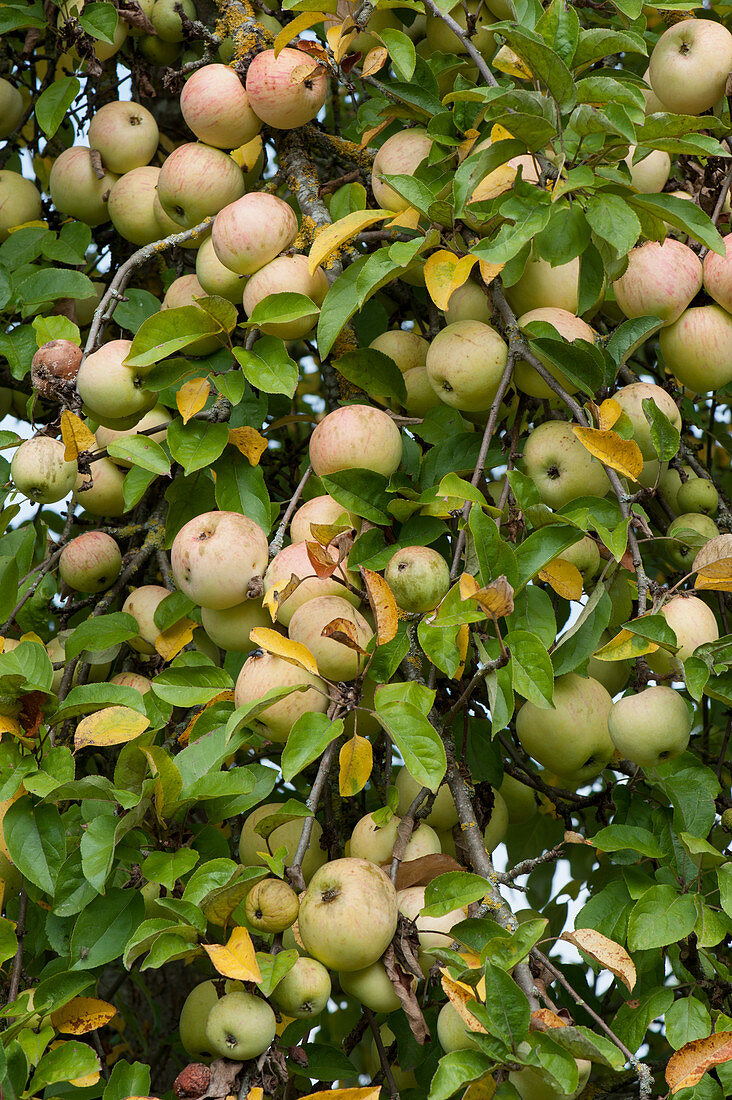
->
[180,981,219,1059]
[288,595,374,681]
[309,404,402,479]
[588,632,631,697]
[523,420,611,510]
[370,329,429,373]
[498,774,537,825]
[234,651,329,743]
[403,366,442,415]
[205,990,276,1061]
[611,382,682,460]
[263,539,360,627]
[0,79,24,140]
[646,594,719,677]
[384,546,450,613]
[505,253,584,317]
[395,768,458,830]
[270,956,331,1019]
[666,513,719,571]
[446,280,493,325]
[608,685,691,768]
[437,1001,482,1052]
[11,437,77,504]
[76,340,157,424]
[516,673,614,783]
[151,0,196,40]
[245,878,299,932]
[74,456,126,517]
[510,1059,591,1100]
[676,477,718,517]
[350,811,441,865]
[59,532,122,593]
[483,789,508,853]
[200,598,271,653]
[426,321,509,411]
[239,802,327,882]
[171,510,268,610]
[338,960,403,1013]
[0,170,42,241]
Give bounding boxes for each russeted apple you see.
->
[246,48,327,129]
[0,170,42,241]
[645,594,719,677]
[96,405,171,468]
[270,956,331,1019]
[298,857,398,971]
[350,811,441,865]
[426,320,508,410]
[11,437,77,504]
[74,457,126,517]
[612,240,703,326]
[205,990,276,1061]
[242,254,329,339]
[290,494,355,543]
[239,802,327,882]
[659,305,732,393]
[171,510,269,610]
[369,329,429,373]
[608,685,691,768]
[76,340,157,426]
[516,673,614,783]
[264,540,360,626]
[108,166,167,247]
[505,253,585,317]
[59,532,122,593]
[612,382,682,460]
[522,420,611,509]
[49,147,118,227]
[384,546,450,613]
[371,128,433,211]
[200,598,270,652]
[195,236,245,304]
[161,274,222,356]
[88,100,159,175]
[395,768,458,830]
[309,404,402,478]
[244,878,299,933]
[156,142,245,228]
[288,594,373,681]
[702,232,732,313]
[234,651,329,742]
[122,584,170,654]
[515,308,595,400]
[437,1002,482,1052]
[649,18,732,115]
[180,63,261,149]
[510,1059,591,1100]
[0,79,23,140]
[624,146,670,193]
[211,192,298,276]
[339,960,403,1013]
[666,513,719,570]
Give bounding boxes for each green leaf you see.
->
[80,815,116,893]
[35,77,81,138]
[167,419,228,475]
[151,665,232,707]
[69,888,146,969]
[281,715,344,782]
[514,524,583,588]
[29,1041,100,1092]
[18,268,95,307]
[428,1051,495,1100]
[498,26,577,110]
[107,436,170,476]
[320,469,392,525]
[334,348,407,404]
[622,614,678,651]
[32,314,81,346]
[548,1025,626,1070]
[666,996,712,1051]
[213,450,271,533]
[374,698,446,791]
[585,193,641,259]
[593,824,665,858]
[141,850,200,891]
[246,291,318,327]
[380,28,416,80]
[642,396,680,462]
[628,193,725,255]
[423,871,492,917]
[4,797,66,894]
[505,629,554,708]
[719,863,732,919]
[627,885,696,950]
[233,338,298,397]
[79,0,119,41]
[477,961,531,1050]
[103,1060,151,1100]
[65,612,139,661]
[126,306,228,367]
[256,948,299,997]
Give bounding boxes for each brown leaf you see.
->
[471,575,514,618]
[394,853,463,891]
[360,566,398,646]
[199,1059,245,1100]
[666,1032,732,1093]
[309,521,351,546]
[361,45,388,76]
[530,1009,567,1031]
[321,618,368,653]
[383,942,429,1044]
[306,540,339,579]
[561,928,636,992]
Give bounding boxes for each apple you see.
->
[437,1001,482,1052]
[516,673,614,783]
[642,66,666,113]
[498,774,537,825]
[246,48,327,130]
[350,811,441,865]
[0,79,24,139]
[612,240,703,326]
[49,147,118,226]
[205,990,276,1061]
[555,535,601,585]
[587,632,632,697]
[108,166,168,247]
[424,0,495,56]
[96,405,171,468]
[677,476,719,516]
[171,510,269,610]
[151,0,196,41]
[426,320,509,410]
[138,32,180,64]
[522,420,611,509]
[515,308,595,400]
[625,146,671,192]
[510,1059,591,1100]
[398,885,467,959]
[74,457,126,517]
[234,651,329,742]
[483,789,509,852]
[287,594,373,681]
[59,532,122,593]
[122,585,169,654]
[612,382,682,460]
[244,877,299,933]
[608,685,691,768]
[702,231,732,313]
[395,768,458,830]
[263,540,360,627]
[339,960,403,1013]
[31,340,82,399]
[666,512,719,570]
[11,437,77,504]
[371,129,433,211]
[364,1024,417,1090]
[649,18,732,115]
[110,672,151,693]
[290,494,356,543]
[0,170,42,241]
[156,143,245,229]
[660,304,732,393]
[152,191,203,247]
[200,598,270,652]
[211,192,298,277]
[179,981,221,1059]
[444,280,493,325]
[298,857,398,971]
[161,274,222,356]
[239,802,326,881]
[76,340,157,425]
[369,329,429,373]
[88,100,159,175]
[75,280,106,327]
[403,367,443,416]
[180,63,261,148]
[195,236,245,303]
[384,546,450,613]
[270,956,331,1019]
[309,405,402,478]
[242,254,329,339]
[505,253,585,317]
[646,595,719,677]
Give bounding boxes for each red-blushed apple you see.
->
[298,857,398,971]
[11,437,77,504]
[369,329,429,373]
[371,128,433,211]
[264,540,360,627]
[445,280,493,325]
[625,146,670,192]
[122,584,170,654]
[161,274,222,356]
[505,253,585,317]
[516,673,614,783]
[437,1001,482,1052]
[522,420,611,509]
[96,405,171,468]
[395,768,458,830]
[76,340,157,425]
[242,254,329,339]
[180,63,261,149]
[234,650,329,742]
[246,48,327,129]
[515,307,595,399]
[108,166,167,247]
[244,878,299,933]
[646,594,719,676]
[211,192,298,276]
[239,802,326,882]
[613,240,703,326]
[612,382,682,460]
[702,232,732,313]
[659,304,732,393]
[195,235,245,304]
[403,367,442,416]
[171,510,268,610]
[309,404,402,478]
[110,671,152,693]
[74,457,126,517]
[200,598,270,653]
[88,100,159,175]
[425,320,508,410]
[270,957,331,1019]
[59,532,122,593]
[0,79,23,139]
[205,990,276,1061]
[287,594,373,681]
[31,340,82,399]
[384,546,450,613]
[349,811,441,865]
[48,147,118,227]
[290,494,355,543]
[608,685,691,767]
[151,0,196,41]
[649,18,732,115]
[666,512,719,570]
[156,142,245,228]
[339,960,404,1013]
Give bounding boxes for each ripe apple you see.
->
[625,146,670,192]
[516,673,614,783]
[161,274,222,356]
[200,598,270,652]
[151,0,196,41]
[108,166,168,247]
[96,405,171,468]
[612,240,703,326]
[445,280,493,325]
[659,305,732,393]
[309,405,402,478]
[339,960,403,1013]
[234,650,329,742]
[110,671,151,693]
[270,956,331,1019]
[77,340,157,425]
[403,366,443,416]
[677,476,719,516]
[195,236,246,303]
[384,546,450,613]
[702,231,732,313]
[483,789,509,852]
[290,494,355,543]
[180,63,261,148]
[242,254,329,339]
[350,811,441,865]
[205,990,276,1061]
[498,774,537,824]
[612,382,682,460]
[646,594,719,676]
[298,857,398,971]
[263,540,360,627]
[246,48,327,130]
[122,585,169,654]
[11,437,77,504]
[425,320,508,410]
[649,18,732,115]
[666,512,719,570]
[31,340,82,399]
[369,329,429,373]
[522,420,611,509]
[59,532,122,593]
[239,802,326,881]
[0,170,42,241]
[245,877,299,933]
[74,457,126,517]
[515,308,595,400]
[398,885,467,965]
[0,79,23,139]
[510,1059,591,1100]
[505,253,585,317]
[88,100,159,175]
[395,769,458,830]
[170,510,269,610]
[156,142,245,228]
[49,147,118,227]
[287,594,373,681]
[437,1001,482,1052]
[211,192,298,276]
[608,685,691,767]
[371,128,433,211]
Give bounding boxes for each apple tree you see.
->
[1,0,732,1097]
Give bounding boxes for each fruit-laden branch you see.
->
[420,0,498,88]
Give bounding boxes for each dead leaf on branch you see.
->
[530,1008,567,1031]
[666,1032,732,1093]
[440,971,489,1034]
[470,575,514,618]
[560,928,636,992]
[321,617,368,653]
[360,566,398,646]
[383,942,429,1044]
[306,540,339,579]
[394,853,463,891]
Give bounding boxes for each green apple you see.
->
[384,546,450,613]
[270,956,331,1019]
[204,990,276,1061]
[523,421,611,510]
[436,1001,482,1052]
[611,382,682,460]
[509,1058,591,1100]
[238,802,327,883]
[395,768,458,830]
[369,329,428,373]
[666,513,719,571]
[645,595,719,677]
[338,960,403,1013]
[349,810,441,865]
[425,320,509,411]
[179,980,219,1059]
[498,774,537,824]
[244,878,299,933]
[483,789,509,853]
[516,673,614,783]
[608,685,691,767]
[676,476,719,517]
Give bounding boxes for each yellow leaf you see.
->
[539,558,583,601]
[249,627,319,677]
[560,929,636,992]
[424,250,478,311]
[360,119,391,147]
[693,534,732,591]
[299,1090,380,1100]
[177,377,210,424]
[478,259,505,285]
[597,397,622,431]
[387,205,421,230]
[490,123,515,143]
[457,129,480,162]
[71,1071,101,1088]
[290,61,326,87]
[572,426,643,481]
[61,410,96,461]
[592,628,658,662]
[203,926,262,982]
[440,971,489,1033]
[0,714,24,740]
[531,1008,567,1029]
[666,1033,732,1094]
[51,997,117,1035]
[493,44,533,78]
[362,45,388,76]
[246,1090,264,1100]
[273,11,327,55]
[470,575,514,618]
[262,576,300,623]
[339,733,373,796]
[360,566,398,645]
[74,707,150,752]
[459,573,480,601]
[155,618,195,662]
[469,164,517,204]
[308,210,395,275]
[454,622,469,680]
[228,426,268,465]
[462,1078,497,1100]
